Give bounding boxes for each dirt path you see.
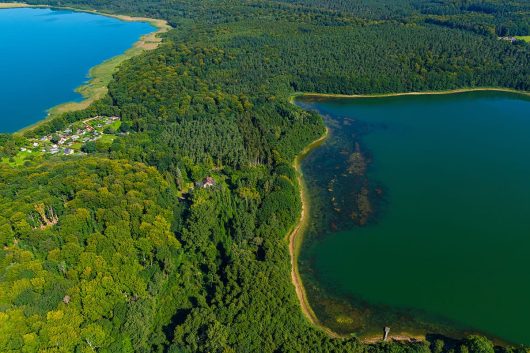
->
[0,2,28,8]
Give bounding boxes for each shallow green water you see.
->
[296,91,530,344]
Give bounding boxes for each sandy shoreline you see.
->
[0,3,170,134]
[288,127,340,338]
[288,126,430,343]
[0,2,26,7]
[293,87,530,100]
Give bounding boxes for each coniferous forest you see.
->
[1,0,529,352]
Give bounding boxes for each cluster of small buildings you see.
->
[20,116,120,156]
[499,36,517,43]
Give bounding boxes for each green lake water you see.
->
[296,91,530,344]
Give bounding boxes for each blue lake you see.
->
[0,8,154,132]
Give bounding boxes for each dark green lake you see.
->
[296,91,530,344]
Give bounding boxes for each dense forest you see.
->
[1,0,529,352]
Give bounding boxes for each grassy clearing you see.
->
[109,120,121,131]
[1,151,44,167]
[516,36,530,43]
[98,134,116,144]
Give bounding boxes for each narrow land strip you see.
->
[288,127,339,337]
